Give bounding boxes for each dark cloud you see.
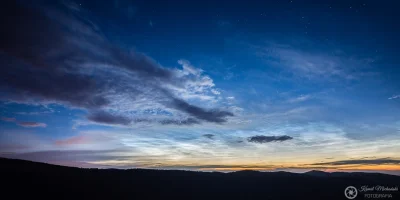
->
[0,1,111,109]
[0,1,232,125]
[87,111,131,125]
[247,135,293,143]
[0,57,110,109]
[311,158,400,166]
[203,134,214,139]
[170,98,234,123]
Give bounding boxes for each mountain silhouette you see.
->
[1,158,399,200]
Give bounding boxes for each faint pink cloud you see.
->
[1,116,47,128]
[16,122,47,128]
[55,136,88,146]
[1,117,16,122]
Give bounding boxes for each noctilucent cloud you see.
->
[0,0,399,174]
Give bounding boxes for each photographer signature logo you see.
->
[345,186,358,199]
[344,185,398,199]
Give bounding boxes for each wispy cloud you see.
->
[52,130,123,150]
[287,94,312,103]
[311,158,400,166]
[168,59,222,103]
[252,42,374,80]
[14,110,54,115]
[388,95,400,100]
[55,136,88,146]
[159,118,199,125]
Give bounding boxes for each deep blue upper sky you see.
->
[0,0,399,173]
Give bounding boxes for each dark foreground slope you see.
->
[1,158,399,200]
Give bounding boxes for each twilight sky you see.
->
[1,0,399,174]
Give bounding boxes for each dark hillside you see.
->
[1,158,398,200]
